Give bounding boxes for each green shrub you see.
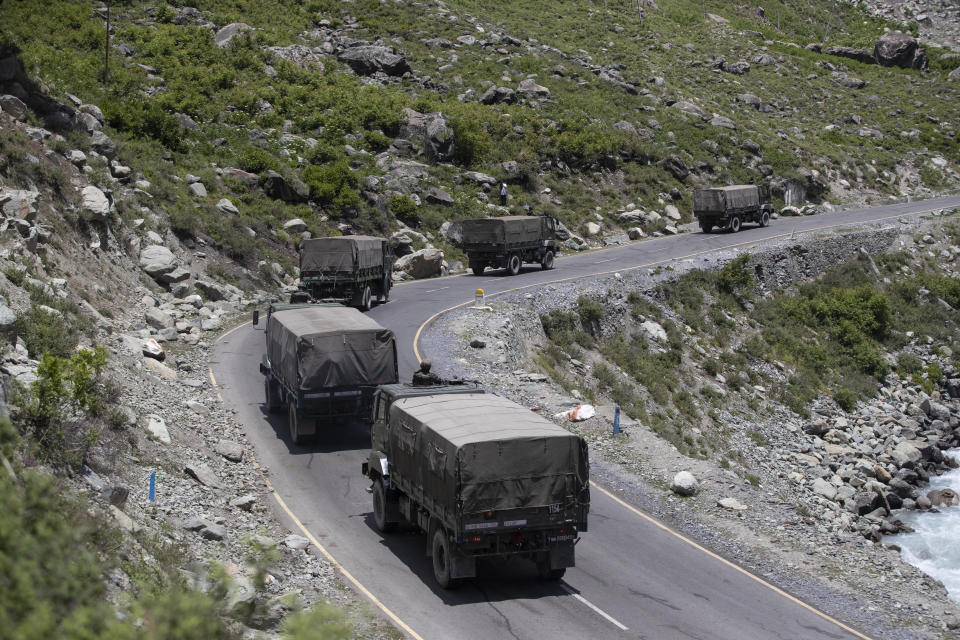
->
[896,352,923,375]
[717,254,754,296]
[833,387,858,412]
[703,358,720,377]
[18,306,80,359]
[541,309,580,347]
[235,148,277,174]
[302,162,361,215]
[389,194,418,225]
[576,296,604,333]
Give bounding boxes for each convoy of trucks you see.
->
[461,215,558,275]
[296,236,393,310]
[693,184,772,233]
[258,304,398,444]
[362,384,590,588]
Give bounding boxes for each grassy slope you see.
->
[1,0,958,280]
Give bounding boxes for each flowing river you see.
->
[886,449,960,600]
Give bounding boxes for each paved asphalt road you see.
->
[210,195,960,640]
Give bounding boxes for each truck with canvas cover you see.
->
[297,236,392,311]
[260,306,398,445]
[362,384,590,588]
[693,184,772,233]
[461,215,558,276]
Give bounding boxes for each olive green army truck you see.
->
[296,236,392,310]
[260,306,398,444]
[461,215,558,276]
[362,384,590,588]
[693,184,772,233]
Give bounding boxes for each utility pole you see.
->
[103,0,111,84]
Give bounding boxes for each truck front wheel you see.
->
[540,251,555,270]
[507,254,521,276]
[759,211,770,227]
[372,479,397,533]
[728,216,741,233]
[431,529,461,589]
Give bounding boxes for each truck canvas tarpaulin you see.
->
[299,236,387,273]
[386,392,589,517]
[460,216,548,246]
[267,307,396,391]
[693,185,761,213]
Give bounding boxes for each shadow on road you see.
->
[360,513,572,605]
[260,408,371,455]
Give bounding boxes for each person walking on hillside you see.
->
[499,183,508,206]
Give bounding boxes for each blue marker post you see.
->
[613,405,621,435]
[149,471,156,502]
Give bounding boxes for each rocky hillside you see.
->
[1,0,959,288]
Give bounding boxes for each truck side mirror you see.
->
[252,310,260,326]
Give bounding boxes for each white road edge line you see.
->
[561,584,629,631]
[593,258,616,264]
[424,286,450,293]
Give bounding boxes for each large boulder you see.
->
[875,32,927,70]
[400,108,455,162]
[658,155,689,181]
[81,186,112,220]
[0,94,29,120]
[261,170,309,203]
[890,441,922,468]
[394,248,443,279]
[139,245,177,278]
[479,86,517,105]
[517,78,550,98]
[670,471,698,496]
[337,46,411,76]
[214,23,252,49]
[90,131,116,159]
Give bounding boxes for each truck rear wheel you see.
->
[536,554,566,581]
[540,251,555,270]
[264,377,282,414]
[288,402,306,446]
[353,285,372,311]
[380,276,391,303]
[372,479,397,533]
[470,261,484,276]
[759,211,770,227]
[507,254,521,276]
[728,216,741,233]
[699,220,713,233]
[431,528,461,589]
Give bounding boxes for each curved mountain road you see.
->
[210,195,960,640]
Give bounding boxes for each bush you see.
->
[18,306,80,359]
[576,296,604,333]
[302,162,361,215]
[703,358,720,377]
[389,194,418,225]
[833,387,858,412]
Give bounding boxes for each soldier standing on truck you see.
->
[411,360,442,386]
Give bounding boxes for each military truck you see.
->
[362,384,590,588]
[461,215,558,276]
[693,184,772,233]
[296,236,392,311]
[260,306,398,444]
